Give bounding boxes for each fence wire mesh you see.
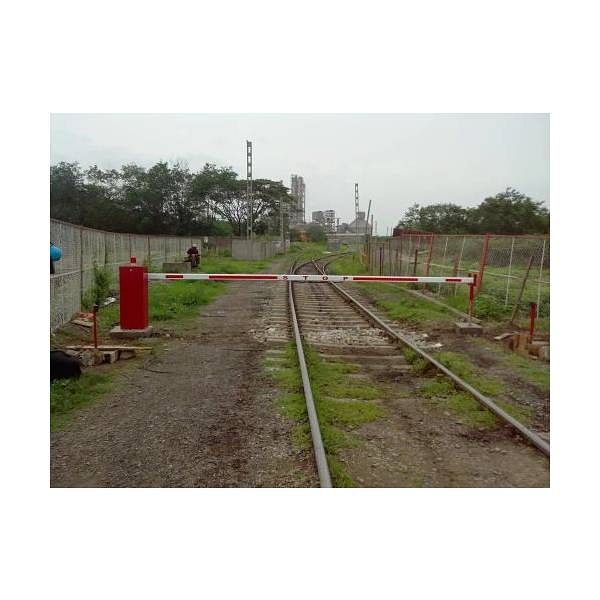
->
[367,233,549,325]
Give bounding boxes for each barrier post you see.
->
[468,273,477,322]
[529,302,537,340]
[116,256,150,332]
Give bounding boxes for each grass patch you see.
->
[266,343,384,487]
[50,372,112,430]
[402,347,432,375]
[326,254,368,276]
[497,399,534,427]
[446,392,498,428]
[417,358,534,428]
[474,340,550,394]
[376,294,453,325]
[199,256,271,274]
[419,377,455,398]
[436,351,505,396]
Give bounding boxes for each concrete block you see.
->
[162,261,191,273]
[538,345,550,362]
[103,350,119,364]
[110,325,154,339]
[454,321,483,335]
[118,349,137,360]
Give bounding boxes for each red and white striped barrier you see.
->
[116,257,477,333]
[148,273,475,284]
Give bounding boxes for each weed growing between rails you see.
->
[265,343,385,487]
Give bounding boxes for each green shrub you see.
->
[82,263,113,309]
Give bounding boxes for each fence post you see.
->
[399,234,404,275]
[79,226,84,305]
[477,232,491,294]
[437,235,449,295]
[425,234,434,276]
[510,253,535,325]
[505,236,515,307]
[413,248,419,275]
[536,238,547,313]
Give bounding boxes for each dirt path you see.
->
[51,273,318,488]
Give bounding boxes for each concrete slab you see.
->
[454,321,483,335]
[110,325,154,339]
[162,262,191,273]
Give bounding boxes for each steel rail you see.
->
[313,259,550,457]
[287,259,333,487]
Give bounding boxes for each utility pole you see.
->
[280,197,285,252]
[365,199,372,238]
[354,183,359,226]
[246,140,253,239]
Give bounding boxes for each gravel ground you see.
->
[51,269,317,488]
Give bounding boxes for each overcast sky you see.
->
[51,113,549,234]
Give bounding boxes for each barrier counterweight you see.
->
[119,264,149,330]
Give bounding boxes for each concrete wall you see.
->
[232,239,284,260]
[51,218,231,331]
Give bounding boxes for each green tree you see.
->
[50,162,87,223]
[397,203,469,233]
[306,223,326,243]
[470,188,549,234]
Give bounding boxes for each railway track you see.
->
[285,254,549,488]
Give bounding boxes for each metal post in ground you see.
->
[505,236,515,307]
[468,273,477,323]
[510,253,536,326]
[536,237,547,313]
[477,232,491,295]
[529,302,537,340]
[437,235,449,296]
[454,235,466,296]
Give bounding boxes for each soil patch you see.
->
[51,260,317,488]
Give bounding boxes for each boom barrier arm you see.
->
[148,273,475,284]
[117,258,475,333]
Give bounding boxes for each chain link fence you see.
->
[366,233,550,325]
[50,219,235,331]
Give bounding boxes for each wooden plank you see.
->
[71,319,93,328]
[66,345,152,351]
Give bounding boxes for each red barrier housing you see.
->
[119,264,149,330]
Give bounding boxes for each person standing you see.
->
[186,244,200,268]
[50,241,62,274]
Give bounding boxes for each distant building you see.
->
[323,210,336,232]
[290,175,306,225]
[347,211,372,235]
[311,209,336,232]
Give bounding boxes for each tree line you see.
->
[50,161,299,236]
[397,188,549,235]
